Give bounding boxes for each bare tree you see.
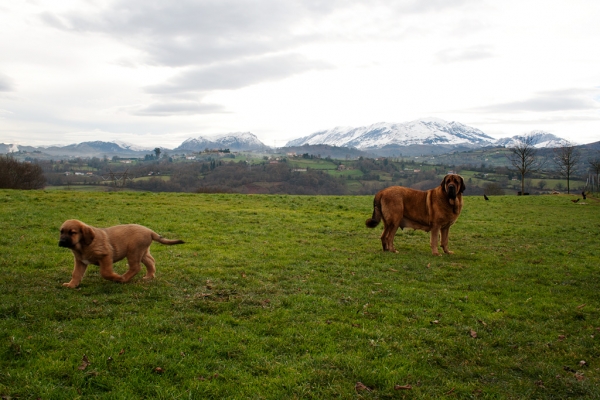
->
[507,135,544,195]
[0,156,46,189]
[553,141,580,194]
[589,152,600,195]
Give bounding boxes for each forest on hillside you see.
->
[8,144,600,196]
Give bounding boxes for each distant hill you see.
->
[286,118,496,150]
[494,131,566,148]
[174,132,268,152]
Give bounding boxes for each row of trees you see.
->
[0,156,46,189]
[508,137,594,194]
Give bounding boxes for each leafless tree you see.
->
[589,152,600,195]
[553,141,580,194]
[506,135,545,195]
[0,156,46,189]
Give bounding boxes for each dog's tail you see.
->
[152,232,185,245]
[365,193,382,228]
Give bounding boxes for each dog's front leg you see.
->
[98,257,124,283]
[429,227,442,256]
[440,227,453,254]
[63,259,88,288]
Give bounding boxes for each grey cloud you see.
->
[436,45,494,63]
[146,54,330,94]
[0,72,14,91]
[477,89,600,113]
[42,0,344,67]
[42,0,474,67]
[130,101,226,116]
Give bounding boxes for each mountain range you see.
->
[0,119,576,158]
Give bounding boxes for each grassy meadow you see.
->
[0,189,599,399]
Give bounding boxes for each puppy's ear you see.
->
[458,175,466,194]
[81,224,95,246]
[440,175,448,192]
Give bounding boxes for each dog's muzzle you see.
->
[58,238,73,248]
[447,184,457,199]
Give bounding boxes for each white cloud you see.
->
[1,0,600,147]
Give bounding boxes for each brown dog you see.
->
[59,219,184,288]
[365,174,465,256]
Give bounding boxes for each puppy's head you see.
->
[59,219,95,249]
[441,174,465,200]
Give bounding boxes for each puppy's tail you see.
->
[365,193,382,228]
[152,232,185,245]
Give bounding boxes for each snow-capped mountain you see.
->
[494,131,567,148]
[286,118,496,149]
[175,132,267,152]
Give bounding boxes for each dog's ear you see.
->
[458,175,466,194]
[80,224,95,246]
[440,175,448,192]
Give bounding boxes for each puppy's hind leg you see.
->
[141,252,156,280]
[121,254,143,283]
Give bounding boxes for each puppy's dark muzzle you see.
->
[58,238,73,248]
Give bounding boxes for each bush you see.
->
[0,156,46,189]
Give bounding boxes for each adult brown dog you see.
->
[365,174,465,256]
[59,219,184,288]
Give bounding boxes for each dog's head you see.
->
[441,174,465,200]
[59,219,95,249]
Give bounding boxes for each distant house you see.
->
[292,168,307,172]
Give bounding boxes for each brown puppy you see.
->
[59,219,184,288]
[366,174,465,256]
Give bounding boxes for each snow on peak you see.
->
[286,118,495,149]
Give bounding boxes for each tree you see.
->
[588,152,600,195]
[507,135,544,195]
[0,156,46,189]
[553,141,580,194]
[154,147,161,159]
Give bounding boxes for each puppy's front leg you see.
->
[63,259,88,288]
[98,257,124,283]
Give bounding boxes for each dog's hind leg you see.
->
[121,254,143,283]
[141,252,156,280]
[381,222,400,253]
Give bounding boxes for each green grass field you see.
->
[1,190,599,398]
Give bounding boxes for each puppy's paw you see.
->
[142,275,155,281]
[63,282,78,288]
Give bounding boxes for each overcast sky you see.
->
[1,0,599,148]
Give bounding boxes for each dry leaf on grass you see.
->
[394,384,412,390]
[470,329,477,338]
[355,382,372,392]
[154,367,164,374]
[577,304,586,309]
[119,348,125,356]
[78,354,90,370]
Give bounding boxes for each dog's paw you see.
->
[62,282,78,288]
